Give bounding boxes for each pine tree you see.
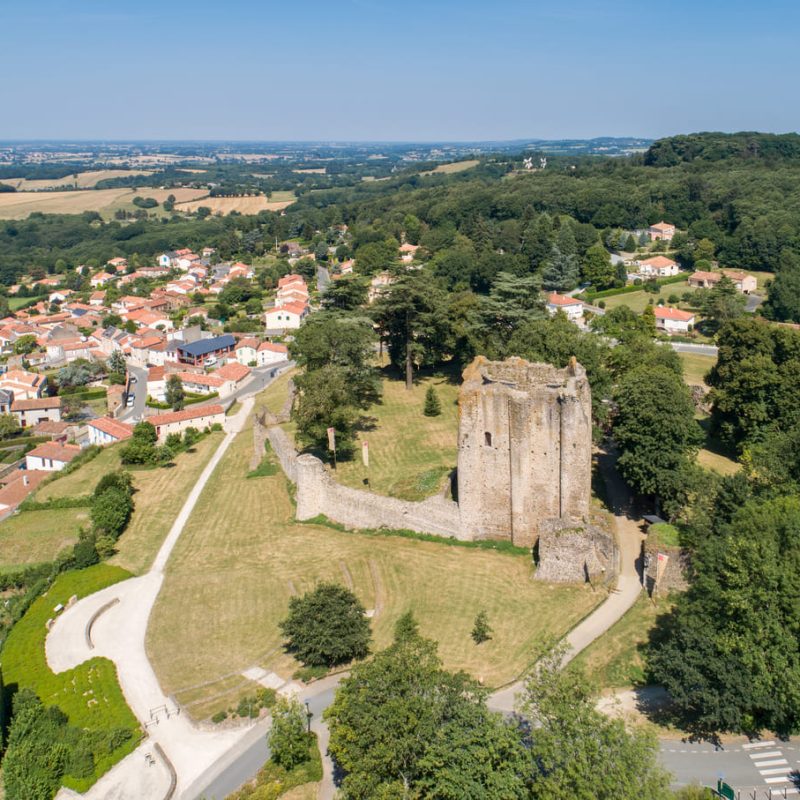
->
[423,386,441,417]
[471,610,492,644]
[542,244,580,291]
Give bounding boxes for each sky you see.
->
[1,0,799,141]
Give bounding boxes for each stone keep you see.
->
[457,355,592,548]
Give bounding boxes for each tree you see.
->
[698,275,746,334]
[542,244,580,291]
[165,374,185,411]
[321,276,368,311]
[325,630,527,800]
[613,365,703,512]
[120,421,158,464]
[0,412,21,439]
[478,271,545,356]
[423,385,441,417]
[648,496,800,735]
[694,238,716,262]
[582,244,615,289]
[91,486,133,540]
[519,649,672,800]
[471,610,491,644]
[765,248,800,322]
[268,697,311,770]
[279,582,371,667]
[374,272,451,390]
[13,334,38,355]
[354,238,398,275]
[624,234,637,251]
[107,349,126,375]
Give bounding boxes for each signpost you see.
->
[717,779,735,800]
[362,439,370,488]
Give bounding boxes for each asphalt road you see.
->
[317,265,331,293]
[118,363,148,422]
[668,341,719,357]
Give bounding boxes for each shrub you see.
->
[471,610,492,644]
[423,385,441,417]
[268,698,311,771]
[279,583,371,668]
[91,487,133,540]
[212,710,228,724]
[93,471,132,499]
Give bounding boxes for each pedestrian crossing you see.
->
[745,741,799,794]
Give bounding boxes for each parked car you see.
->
[126,393,135,407]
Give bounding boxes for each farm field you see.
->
[0,564,140,792]
[0,168,154,190]
[174,191,296,215]
[421,159,480,175]
[0,506,90,572]
[147,411,601,720]
[0,187,206,220]
[35,432,224,574]
[331,374,459,500]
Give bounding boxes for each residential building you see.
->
[177,334,236,366]
[235,337,259,366]
[90,271,114,288]
[86,416,134,446]
[257,341,288,367]
[545,293,585,323]
[648,221,676,242]
[25,441,81,472]
[213,361,251,391]
[0,369,45,400]
[176,371,225,395]
[11,397,63,427]
[148,404,225,441]
[654,306,696,334]
[637,255,681,277]
[265,302,308,332]
[0,470,49,514]
[688,270,757,294]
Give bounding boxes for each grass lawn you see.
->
[254,369,297,418]
[147,412,601,720]
[697,448,740,476]
[0,507,90,571]
[602,281,700,314]
[0,564,140,792]
[332,374,459,500]
[34,433,225,574]
[569,594,675,689]
[8,294,45,310]
[677,352,716,387]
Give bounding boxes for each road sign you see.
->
[717,779,735,800]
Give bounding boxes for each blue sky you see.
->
[1,0,799,141]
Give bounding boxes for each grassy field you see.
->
[421,159,480,175]
[0,564,140,791]
[697,447,740,476]
[0,169,154,191]
[602,281,701,313]
[174,192,296,215]
[0,507,90,572]
[35,432,224,574]
[677,351,716,387]
[147,412,601,719]
[0,187,206,220]
[332,374,459,500]
[570,594,674,689]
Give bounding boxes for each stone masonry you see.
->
[457,356,592,548]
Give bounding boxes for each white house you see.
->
[654,306,696,334]
[0,369,45,400]
[90,272,114,288]
[265,302,308,332]
[86,416,134,446]
[545,293,585,323]
[235,337,259,366]
[257,341,288,367]
[11,397,63,427]
[148,404,225,442]
[637,255,680,278]
[25,441,81,472]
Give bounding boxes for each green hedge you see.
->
[582,272,688,302]
[146,391,219,410]
[61,388,107,401]
[18,495,93,512]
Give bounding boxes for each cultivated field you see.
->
[36,432,224,574]
[0,507,90,572]
[0,187,206,220]
[421,159,480,175]
[0,169,153,191]
[147,412,600,719]
[174,190,296,215]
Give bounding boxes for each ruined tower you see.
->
[457,356,592,548]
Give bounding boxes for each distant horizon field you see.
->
[174,191,296,215]
[0,169,154,191]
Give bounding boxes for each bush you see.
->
[93,470,132,499]
[423,385,441,417]
[91,487,133,540]
[279,582,371,668]
[211,710,228,724]
[268,698,311,770]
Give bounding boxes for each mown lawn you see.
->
[602,281,700,313]
[677,352,716,387]
[32,434,224,574]
[0,564,140,791]
[147,411,601,720]
[0,507,90,571]
[569,594,675,689]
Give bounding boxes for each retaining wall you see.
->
[265,425,298,483]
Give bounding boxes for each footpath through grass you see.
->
[148,409,601,720]
[0,564,140,792]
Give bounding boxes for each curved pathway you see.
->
[48,396,263,800]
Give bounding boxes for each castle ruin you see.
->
[457,356,592,548]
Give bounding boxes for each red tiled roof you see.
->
[654,306,695,322]
[649,221,675,231]
[258,342,288,353]
[178,371,225,388]
[0,470,49,509]
[149,404,224,427]
[214,362,250,382]
[269,301,307,316]
[235,337,259,350]
[27,441,81,462]
[11,397,62,411]
[87,416,134,440]
[547,293,582,307]
[640,256,678,268]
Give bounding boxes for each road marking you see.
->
[765,776,794,784]
[759,768,793,775]
[752,751,784,759]
[755,759,789,768]
[745,741,777,749]
[770,789,798,796]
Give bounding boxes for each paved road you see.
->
[119,363,148,422]
[317,265,331,293]
[746,293,764,313]
[668,341,719,357]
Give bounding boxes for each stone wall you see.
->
[294,453,462,538]
[535,518,617,584]
[457,356,592,548]
[265,425,298,484]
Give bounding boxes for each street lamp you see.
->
[305,700,312,733]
